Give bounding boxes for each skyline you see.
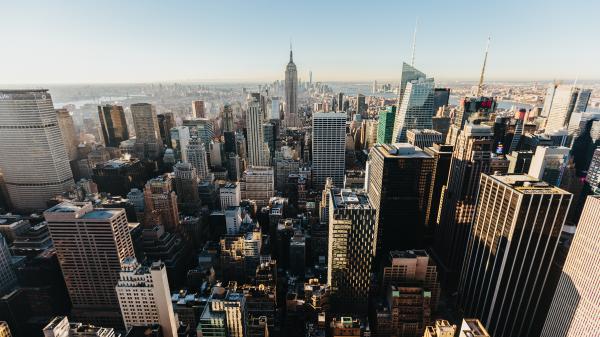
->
[2,0,600,84]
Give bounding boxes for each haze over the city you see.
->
[2,0,599,84]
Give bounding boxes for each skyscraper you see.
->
[0,89,75,211]
[284,46,298,119]
[56,108,79,161]
[366,143,434,253]
[327,188,376,315]
[545,85,591,132]
[396,62,426,109]
[157,112,175,147]
[116,258,178,337]
[246,101,270,167]
[192,100,205,118]
[423,143,453,235]
[433,88,450,113]
[392,78,435,142]
[186,136,210,180]
[434,123,493,289]
[44,201,135,327]
[528,146,570,186]
[98,104,129,147]
[312,112,346,188]
[222,104,235,132]
[143,175,180,231]
[131,103,163,159]
[376,106,395,144]
[541,196,600,337]
[172,162,201,214]
[458,174,572,337]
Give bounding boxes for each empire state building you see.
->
[284,46,298,120]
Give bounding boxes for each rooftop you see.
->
[490,174,570,194]
[376,143,432,159]
[331,188,371,209]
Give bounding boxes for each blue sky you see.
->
[1,0,598,84]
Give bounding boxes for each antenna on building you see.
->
[411,18,418,67]
[477,36,491,97]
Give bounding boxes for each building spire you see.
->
[477,36,491,97]
[411,17,418,67]
[289,40,293,63]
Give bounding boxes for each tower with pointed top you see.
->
[285,45,298,120]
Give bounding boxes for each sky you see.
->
[1,0,599,84]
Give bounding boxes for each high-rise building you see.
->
[376,106,396,144]
[0,235,16,295]
[506,150,534,174]
[459,174,572,337]
[434,123,493,289]
[450,97,497,132]
[44,202,135,327]
[423,143,453,236]
[246,101,270,167]
[92,157,147,197]
[0,89,75,211]
[407,129,443,149]
[312,112,346,188]
[528,146,570,186]
[172,162,201,214]
[170,126,190,161]
[157,112,175,148]
[143,175,180,231]
[56,108,79,161]
[541,196,600,337]
[186,136,209,180]
[268,97,281,120]
[327,188,376,315]
[130,103,163,159]
[585,148,600,194]
[222,104,235,132]
[240,166,274,208]
[337,93,344,112]
[433,88,450,113]
[392,78,435,142]
[183,118,214,150]
[192,100,205,118]
[357,94,366,117]
[98,104,129,147]
[116,258,178,337]
[541,83,559,117]
[545,85,591,132]
[220,182,241,209]
[285,47,298,118]
[366,143,433,253]
[396,62,426,109]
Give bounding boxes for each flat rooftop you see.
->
[490,174,569,194]
[331,188,371,209]
[376,143,431,159]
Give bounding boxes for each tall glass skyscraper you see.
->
[0,89,75,211]
[392,78,435,142]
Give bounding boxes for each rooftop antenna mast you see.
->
[477,36,491,97]
[411,18,418,67]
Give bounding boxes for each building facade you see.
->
[312,112,346,188]
[0,90,75,211]
[458,174,572,337]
